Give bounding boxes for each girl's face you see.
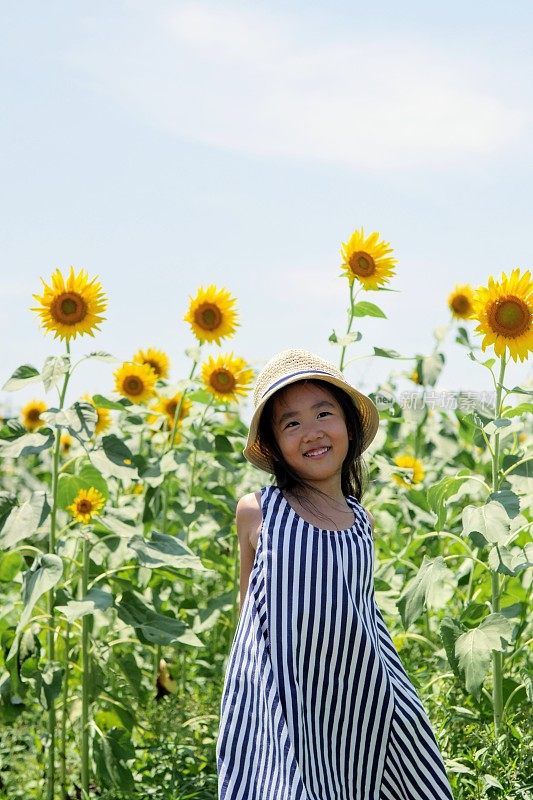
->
[272,382,350,482]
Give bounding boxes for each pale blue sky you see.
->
[1,1,532,422]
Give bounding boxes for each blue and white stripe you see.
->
[217,485,454,800]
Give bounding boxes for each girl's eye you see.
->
[317,411,331,418]
[283,411,332,429]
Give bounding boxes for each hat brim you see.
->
[242,372,379,473]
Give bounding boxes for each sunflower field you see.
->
[0,231,532,800]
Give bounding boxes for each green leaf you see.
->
[483,418,512,436]
[0,430,54,458]
[461,502,511,545]
[91,394,132,410]
[128,532,207,572]
[214,434,233,452]
[397,556,455,629]
[186,389,212,404]
[488,489,520,519]
[502,454,533,478]
[439,617,464,680]
[41,355,70,392]
[419,353,445,387]
[0,551,23,581]
[328,330,338,344]
[93,729,135,792]
[0,491,50,550]
[115,652,143,700]
[42,402,98,441]
[373,347,402,358]
[116,591,188,646]
[455,613,513,698]
[2,364,41,392]
[351,301,387,319]
[57,463,109,509]
[488,545,515,576]
[89,435,137,480]
[40,666,63,711]
[502,402,533,418]
[7,555,63,663]
[56,588,113,623]
[427,476,468,529]
[86,351,119,363]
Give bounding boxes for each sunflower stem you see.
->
[491,353,506,742]
[156,358,199,690]
[81,533,90,798]
[339,282,355,372]
[188,397,213,498]
[46,340,71,800]
[60,620,70,800]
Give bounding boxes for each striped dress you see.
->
[216,485,454,800]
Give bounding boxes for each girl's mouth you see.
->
[303,446,331,458]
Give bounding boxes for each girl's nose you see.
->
[302,427,324,442]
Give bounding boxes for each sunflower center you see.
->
[194,303,222,331]
[166,400,178,418]
[27,408,42,422]
[348,251,376,278]
[123,376,144,396]
[50,292,88,325]
[451,294,471,314]
[77,499,93,514]
[146,359,161,376]
[489,296,530,338]
[210,369,236,394]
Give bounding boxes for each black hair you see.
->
[257,379,368,522]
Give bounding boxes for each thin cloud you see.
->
[67,1,526,170]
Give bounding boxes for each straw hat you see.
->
[243,348,380,472]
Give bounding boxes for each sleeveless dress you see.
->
[216,485,454,800]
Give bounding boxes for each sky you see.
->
[1,0,532,424]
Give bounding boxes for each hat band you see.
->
[261,369,336,399]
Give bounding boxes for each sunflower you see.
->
[21,400,48,431]
[82,394,112,436]
[133,347,170,380]
[201,353,254,402]
[114,362,157,403]
[150,392,192,429]
[472,268,533,363]
[31,266,107,341]
[340,228,397,290]
[184,285,239,344]
[60,432,73,454]
[392,454,425,489]
[448,284,475,319]
[67,487,106,524]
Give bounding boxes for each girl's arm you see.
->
[235,492,262,612]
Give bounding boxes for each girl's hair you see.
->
[257,379,368,518]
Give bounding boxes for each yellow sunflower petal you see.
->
[447,284,475,320]
[133,347,170,380]
[82,394,112,435]
[472,268,533,363]
[31,266,107,341]
[113,362,157,403]
[67,487,106,524]
[340,228,397,290]
[151,392,192,429]
[20,399,48,431]
[201,353,254,402]
[184,285,239,344]
[391,454,425,488]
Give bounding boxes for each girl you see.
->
[216,348,454,800]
